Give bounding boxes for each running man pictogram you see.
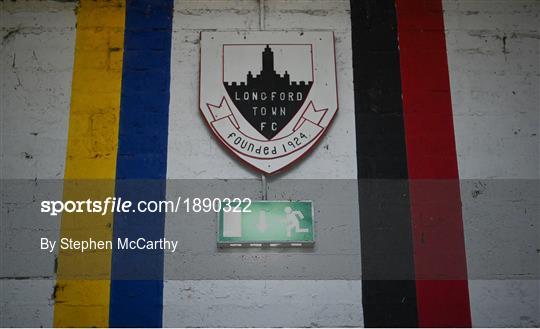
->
[284,206,309,237]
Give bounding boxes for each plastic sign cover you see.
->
[218,201,314,247]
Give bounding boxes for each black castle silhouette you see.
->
[224,45,313,140]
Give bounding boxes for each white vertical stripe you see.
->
[0,1,76,327]
[163,280,363,327]
[164,0,361,327]
[444,0,539,327]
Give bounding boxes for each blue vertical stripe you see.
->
[110,0,173,326]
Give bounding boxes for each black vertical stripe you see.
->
[350,0,418,327]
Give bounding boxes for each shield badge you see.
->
[200,32,338,174]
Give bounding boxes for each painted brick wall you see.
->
[163,0,361,327]
[1,1,75,327]
[1,0,538,327]
[444,1,539,327]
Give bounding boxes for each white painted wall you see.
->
[164,0,361,327]
[0,1,76,327]
[163,280,362,327]
[444,0,539,327]
[1,0,538,327]
[445,0,539,180]
[1,0,75,180]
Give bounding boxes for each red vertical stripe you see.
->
[395,0,472,327]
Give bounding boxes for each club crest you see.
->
[200,32,338,174]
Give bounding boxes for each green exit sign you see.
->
[218,201,314,247]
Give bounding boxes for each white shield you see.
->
[199,31,338,174]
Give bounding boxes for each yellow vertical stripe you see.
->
[54,0,125,327]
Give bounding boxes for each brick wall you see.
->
[1,0,538,327]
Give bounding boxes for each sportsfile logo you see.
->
[40,197,253,216]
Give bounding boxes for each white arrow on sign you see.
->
[257,210,268,232]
